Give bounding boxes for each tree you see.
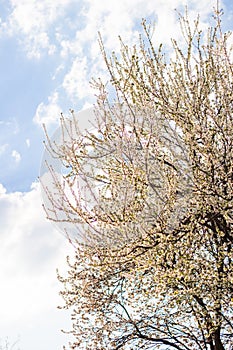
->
[0,338,20,350]
[42,6,233,350]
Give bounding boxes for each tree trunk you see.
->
[214,327,225,350]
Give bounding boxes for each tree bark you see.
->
[214,327,225,350]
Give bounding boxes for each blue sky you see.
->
[0,1,232,349]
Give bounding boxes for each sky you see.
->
[0,1,232,349]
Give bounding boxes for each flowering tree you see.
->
[0,338,20,350]
[42,7,233,350]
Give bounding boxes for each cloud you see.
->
[25,31,56,59]
[1,0,73,58]
[0,118,19,135]
[0,181,73,349]
[62,56,93,101]
[0,183,6,194]
[26,139,30,148]
[0,143,8,156]
[2,1,222,59]
[33,91,62,127]
[52,63,65,80]
[11,149,21,163]
[59,0,218,105]
[0,0,219,115]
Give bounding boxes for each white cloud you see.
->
[33,91,62,127]
[0,183,6,194]
[0,143,8,156]
[0,0,222,60]
[57,0,149,58]
[59,0,218,104]
[0,0,220,108]
[62,56,93,101]
[0,182,73,349]
[11,149,21,163]
[26,31,56,59]
[2,0,73,58]
[0,119,19,134]
[52,63,65,80]
[26,139,30,148]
